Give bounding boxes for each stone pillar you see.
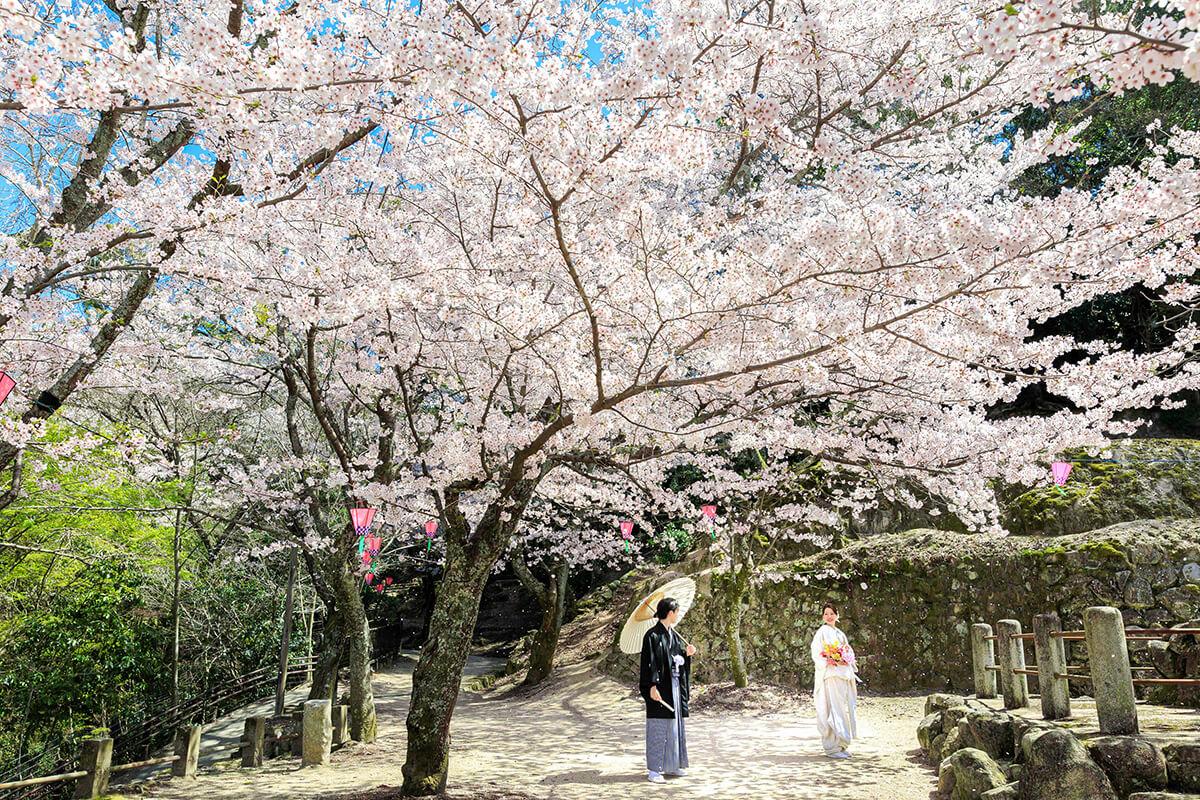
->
[72,737,113,799]
[241,716,265,767]
[997,619,1028,709]
[331,704,349,746]
[971,623,997,699]
[290,711,304,757]
[1033,614,1071,720]
[171,725,202,778]
[1085,606,1139,735]
[302,699,333,767]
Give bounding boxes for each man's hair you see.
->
[656,597,680,620]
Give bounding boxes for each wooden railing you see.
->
[971,606,1200,734]
[0,643,407,798]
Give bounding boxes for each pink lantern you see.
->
[701,505,717,520]
[425,521,438,537]
[619,520,634,539]
[366,572,374,582]
[1051,462,1073,486]
[0,372,14,406]
[351,507,376,540]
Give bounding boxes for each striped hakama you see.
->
[646,667,688,773]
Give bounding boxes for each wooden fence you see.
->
[971,605,1200,735]
[0,646,405,799]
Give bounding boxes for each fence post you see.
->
[302,700,332,767]
[1084,606,1139,735]
[241,716,265,767]
[263,721,279,760]
[997,619,1028,709]
[331,705,349,746]
[72,737,112,799]
[971,623,997,699]
[1033,613,1071,720]
[171,725,202,778]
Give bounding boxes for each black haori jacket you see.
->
[639,622,692,719]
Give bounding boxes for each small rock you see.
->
[927,693,968,716]
[1019,728,1117,800]
[942,725,966,761]
[982,784,1020,800]
[918,712,944,752]
[1085,736,1168,798]
[939,747,1009,800]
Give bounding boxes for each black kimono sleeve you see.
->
[639,627,660,704]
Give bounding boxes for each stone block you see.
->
[73,737,113,799]
[1165,744,1200,793]
[1182,562,1200,584]
[942,725,966,762]
[241,717,265,768]
[1019,728,1117,800]
[981,784,1019,800]
[302,699,333,767]
[931,734,948,766]
[1085,736,1168,798]
[939,747,1009,800]
[171,725,201,778]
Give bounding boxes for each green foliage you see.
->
[0,560,162,734]
[646,522,694,564]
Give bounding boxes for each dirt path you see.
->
[132,655,937,800]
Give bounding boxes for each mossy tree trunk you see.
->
[401,483,537,796]
[714,523,753,688]
[511,551,569,686]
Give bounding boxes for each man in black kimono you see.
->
[639,597,696,782]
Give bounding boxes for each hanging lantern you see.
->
[351,507,376,554]
[1051,462,1072,485]
[701,505,717,520]
[0,373,14,407]
[425,520,438,552]
[620,520,633,553]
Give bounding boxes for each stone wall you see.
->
[606,520,1200,694]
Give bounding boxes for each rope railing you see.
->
[971,608,1200,734]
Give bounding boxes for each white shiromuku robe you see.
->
[811,623,859,755]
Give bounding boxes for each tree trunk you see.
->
[515,559,568,686]
[715,563,751,688]
[401,556,491,795]
[308,606,346,703]
[330,560,376,742]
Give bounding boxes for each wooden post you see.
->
[997,619,1028,709]
[241,716,265,767]
[171,725,202,778]
[331,704,349,746]
[1033,613,1071,720]
[1085,606,1139,735]
[971,623,997,699]
[72,737,112,799]
[275,549,298,717]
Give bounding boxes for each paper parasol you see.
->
[618,577,696,654]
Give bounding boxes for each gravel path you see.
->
[132,655,937,800]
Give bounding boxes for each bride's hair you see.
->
[822,602,838,615]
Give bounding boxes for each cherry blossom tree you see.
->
[9,0,1200,794]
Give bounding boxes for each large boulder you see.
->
[981,785,1019,800]
[962,710,1015,760]
[939,748,1010,800]
[1085,736,1168,799]
[1018,728,1118,800]
[1165,744,1200,793]
[1011,717,1058,764]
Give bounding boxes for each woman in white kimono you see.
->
[811,602,858,758]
